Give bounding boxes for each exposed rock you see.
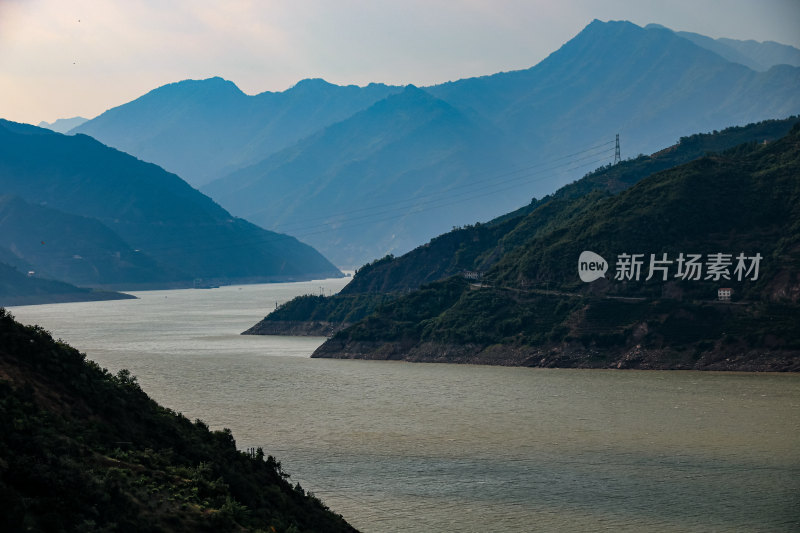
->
[313,339,800,372]
[242,320,350,337]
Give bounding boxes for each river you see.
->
[8,278,800,532]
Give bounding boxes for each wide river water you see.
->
[8,278,800,532]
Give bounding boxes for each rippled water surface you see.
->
[9,279,800,532]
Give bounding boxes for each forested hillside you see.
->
[0,308,356,532]
[247,117,798,339]
[309,123,800,369]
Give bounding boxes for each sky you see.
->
[1,0,799,125]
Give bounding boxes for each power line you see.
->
[121,141,615,257]
[247,139,615,228]
[264,139,615,234]
[268,159,606,237]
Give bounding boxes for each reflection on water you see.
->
[9,280,800,532]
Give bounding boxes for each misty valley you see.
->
[2,18,799,533]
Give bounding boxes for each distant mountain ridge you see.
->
[72,77,402,186]
[206,20,800,265]
[645,24,800,71]
[204,85,515,266]
[0,120,341,292]
[426,20,800,154]
[69,20,800,266]
[37,116,88,134]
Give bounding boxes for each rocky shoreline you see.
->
[242,319,351,337]
[312,338,800,372]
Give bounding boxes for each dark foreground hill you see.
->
[0,308,356,532]
[0,120,341,288]
[301,123,800,370]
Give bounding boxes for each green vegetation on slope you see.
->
[257,293,394,325]
[492,122,800,299]
[344,116,798,294]
[318,282,800,370]
[0,194,173,286]
[312,123,800,370]
[248,117,798,336]
[0,308,356,532]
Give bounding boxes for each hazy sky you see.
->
[2,0,799,125]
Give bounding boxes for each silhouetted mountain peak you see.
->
[37,116,88,134]
[580,18,640,35]
[173,75,242,90]
[146,76,246,101]
[73,76,403,186]
[357,84,471,131]
[554,19,730,67]
[291,77,336,90]
[386,84,451,108]
[77,77,246,122]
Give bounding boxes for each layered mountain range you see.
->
[0,120,341,304]
[74,78,401,188]
[70,20,800,266]
[36,116,88,134]
[646,24,800,71]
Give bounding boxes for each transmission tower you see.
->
[614,133,621,164]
